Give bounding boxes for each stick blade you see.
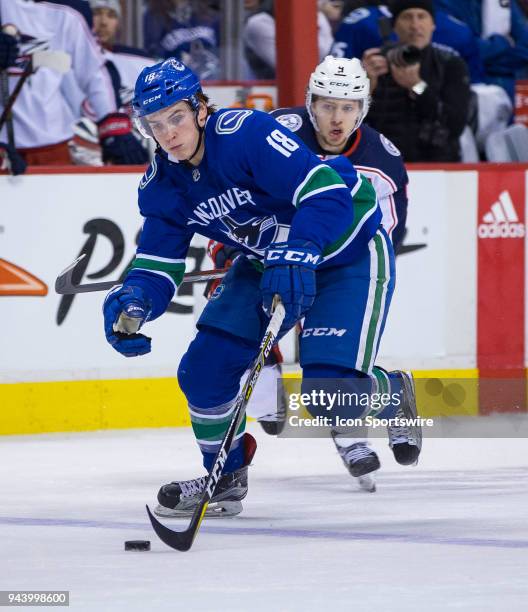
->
[32,50,72,74]
[145,505,195,552]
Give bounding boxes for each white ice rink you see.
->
[1,425,527,611]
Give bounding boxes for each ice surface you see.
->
[1,426,527,611]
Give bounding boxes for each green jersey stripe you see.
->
[129,257,185,287]
[293,164,346,207]
[321,174,378,259]
[354,231,391,373]
[360,233,390,372]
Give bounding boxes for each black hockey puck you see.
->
[124,540,151,551]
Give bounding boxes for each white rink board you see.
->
[0,172,200,382]
[1,169,478,383]
[378,170,478,369]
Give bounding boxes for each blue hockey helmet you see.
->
[132,58,202,137]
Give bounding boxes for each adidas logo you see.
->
[478,191,525,239]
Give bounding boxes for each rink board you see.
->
[0,165,526,433]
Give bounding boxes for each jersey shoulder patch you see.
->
[139,156,159,190]
[215,109,253,135]
[379,134,401,157]
[275,113,304,132]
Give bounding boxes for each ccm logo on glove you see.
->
[265,249,321,265]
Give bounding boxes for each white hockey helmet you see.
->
[306,55,371,133]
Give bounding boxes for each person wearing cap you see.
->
[331,1,485,84]
[361,0,471,161]
[90,0,154,109]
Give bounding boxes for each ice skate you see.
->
[155,433,256,518]
[332,431,380,491]
[256,350,287,435]
[257,379,286,435]
[388,371,422,465]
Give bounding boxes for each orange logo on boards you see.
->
[0,258,48,296]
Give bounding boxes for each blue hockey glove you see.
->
[261,240,320,329]
[0,142,27,175]
[97,113,149,165]
[103,285,152,357]
[0,32,18,70]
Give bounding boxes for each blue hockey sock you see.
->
[370,366,405,419]
[189,399,246,473]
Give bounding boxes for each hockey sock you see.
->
[370,366,405,419]
[189,399,246,473]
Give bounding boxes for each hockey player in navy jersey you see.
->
[210,56,417,492]
[102,58,421,517]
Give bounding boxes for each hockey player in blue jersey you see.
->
[210,56,418,492]
[102,58,421,517]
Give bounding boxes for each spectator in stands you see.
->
[318,0,345,33]
[143,0,221,79]
[433,0,528,104]
[332,0,485,83]
[57,0,156,165]
[243,0,335,79]
[0,0,147,172]
[91,0,154,108]
[362,0,471,161]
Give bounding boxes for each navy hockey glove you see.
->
[0,32,18,70]
[97,113,149,165]
[261,240,320,329]
[103,286,152,357]
[0,142,27,175]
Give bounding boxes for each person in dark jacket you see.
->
[362,0,470,161]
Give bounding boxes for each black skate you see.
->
[154,433,257,518]
[388,371,422,465]
[332,432,380,492]
[258,381,286,435]
[258,349,287,436]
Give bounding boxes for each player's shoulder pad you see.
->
[270,106,306,133]
[213,108,254,135]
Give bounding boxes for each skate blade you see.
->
[357,474,376,493]
[153,500,243,519]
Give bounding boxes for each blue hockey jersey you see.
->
[271,106,408,248]
[125,109,381,319]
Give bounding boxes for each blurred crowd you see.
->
[1,0,528,173]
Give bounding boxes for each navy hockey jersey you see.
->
[125,109,381,319]
[271,106,408,248]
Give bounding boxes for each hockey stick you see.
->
[146,296,285,551]
[55,253,228,295]
[0,50,71,131]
